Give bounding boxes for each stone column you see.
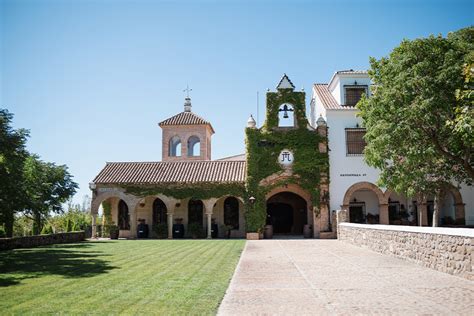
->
[128,199,139,238]
[418,203,428,226]
[331,210,337,235]
[313,206,320,238]
[203,198,218,239]
[337,205,349,224]
[319,204,329,232]
[379,203,389,225]
[167,212,173,239]
[454,203,465,225]
[91,213,97,238]
[206,213,212,239]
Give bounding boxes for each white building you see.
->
[311,70,473,227]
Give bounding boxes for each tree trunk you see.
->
[4,211,14,237]
[432,190,440,227]
[33,212,42,235]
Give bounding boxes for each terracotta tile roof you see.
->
[93,160,246,184]
[313,84,342,110]
[159,111,215,133]
[336,69,368,75]
[216,154,246,161]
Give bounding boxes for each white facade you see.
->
[311,70,474,226]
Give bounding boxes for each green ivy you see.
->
[245,89,329,232]
[116,88,329,234]
[263,90,308,129]
[123,183,245,201]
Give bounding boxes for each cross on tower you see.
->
[183,85,192,98]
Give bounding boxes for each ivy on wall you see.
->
[122,183,245,201]
[245,88,329,232]
[99,86,328,235]
[102,201,112,225]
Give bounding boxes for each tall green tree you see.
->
[23,155,78,234]
[358,27,473,226]
[0,109,29,237]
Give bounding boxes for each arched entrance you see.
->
[342,182,387,224]
[266,192,307,235]
[152,198,167,226]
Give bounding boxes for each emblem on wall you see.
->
[278,150,294,167]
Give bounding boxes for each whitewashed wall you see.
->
[324,110,381,212]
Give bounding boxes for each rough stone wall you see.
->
[338,224,473,280]
[0,232,86,251]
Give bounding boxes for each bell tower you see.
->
[263,74,308,129]
[159,97,214,161]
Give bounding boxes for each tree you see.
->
[23,155,78,234]
[0,109,29,237]
[357,27,473,226]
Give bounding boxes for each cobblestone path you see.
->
[218,240,474,315]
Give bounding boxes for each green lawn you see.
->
[0,239,245,315]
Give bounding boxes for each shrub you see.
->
[0,226,6,238]
[109,224,119,239]
[188,222,204,238]
[153,223,168,239]
[41,224,53,235]
[65,219,73,232]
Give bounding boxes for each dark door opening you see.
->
[266,192,307,235]
[267,203,293,233]
[349,205,365,223]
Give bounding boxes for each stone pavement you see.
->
[218,240,474,315]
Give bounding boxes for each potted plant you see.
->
[366,213,377,224]
[264,224,273,239]
[188,222,203,239]
[246,232,259,240]
[109,224,119,239]
[153,223,168,239]
[221,224,234,239]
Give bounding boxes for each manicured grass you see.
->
[0,239,245,315]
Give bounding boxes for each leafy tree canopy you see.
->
[358,27,473,198]
[0,109,29,236]
[23,154,78,234]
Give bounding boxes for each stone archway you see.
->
[265,183,312,235]
[90,189,141,238]
[445,185,465,225]
[342,182,389,224]
[266,192,308,235]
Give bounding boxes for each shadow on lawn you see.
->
[0,242,115,287]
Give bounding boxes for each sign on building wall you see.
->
[278,150,294,167]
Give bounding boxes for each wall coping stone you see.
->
[339,223,474,238]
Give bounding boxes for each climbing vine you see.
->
[245,89,329,232]
[123,182,245,200]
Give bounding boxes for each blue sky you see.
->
[1,0,473,204]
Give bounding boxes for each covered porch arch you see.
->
[341,181,389,224]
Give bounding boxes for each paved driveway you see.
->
[218,240,474,315]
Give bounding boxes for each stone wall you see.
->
[0,232,85,251]
[338,223,473,280]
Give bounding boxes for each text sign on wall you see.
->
[339,173,367,177]
[278,150,294,167]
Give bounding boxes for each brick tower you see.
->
[159,97,214,161]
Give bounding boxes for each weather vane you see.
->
[183,85,192,98]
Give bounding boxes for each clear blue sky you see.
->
[1,0,473,205]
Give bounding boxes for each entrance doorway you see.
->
[266,192,307,235]
[349,203,365,223]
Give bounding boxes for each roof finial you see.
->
[183,84,192,98]
[276,74,295,90]
[183,85,192,112]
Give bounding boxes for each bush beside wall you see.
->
[0,231,85,251]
